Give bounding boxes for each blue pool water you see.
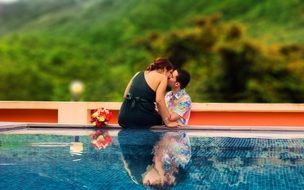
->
[1,129,304,190]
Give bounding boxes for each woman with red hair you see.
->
[118,58,177,128]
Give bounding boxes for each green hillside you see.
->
[0,0,303,102]
[1,0,303,43]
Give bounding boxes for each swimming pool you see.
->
[1,128,304,190]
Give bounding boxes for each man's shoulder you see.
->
[181,90,191,102]
[184,94,191,103]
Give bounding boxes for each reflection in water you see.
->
[90,130,112,150]
[1,131,304,189]
[69,136,83,156]
[118,129,191,189]
[189,137,304,189]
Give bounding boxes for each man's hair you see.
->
[176,69,190,89]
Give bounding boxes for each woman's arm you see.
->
[168,112,181,122]
[155,76,178,127]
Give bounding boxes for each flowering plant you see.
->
[91,108,113,127]
[90,130,112,149]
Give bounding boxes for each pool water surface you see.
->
[1,129,304,190]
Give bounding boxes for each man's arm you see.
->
[167,96,191,124]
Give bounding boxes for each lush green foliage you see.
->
[138,14,304,102]
[0,0,303,102]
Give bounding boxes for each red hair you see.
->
[146,58,174,71]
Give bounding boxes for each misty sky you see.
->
[0,0,19,2]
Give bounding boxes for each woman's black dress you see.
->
[118,71,163,128]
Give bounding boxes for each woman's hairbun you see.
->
[146,57,174,71]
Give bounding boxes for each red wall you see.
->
[0,109,58,123]
[189,111,304,126]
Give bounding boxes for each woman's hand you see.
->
[164,120,179,128]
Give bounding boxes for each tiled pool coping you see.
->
[2,126,304,139]
[1,122,304,133]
